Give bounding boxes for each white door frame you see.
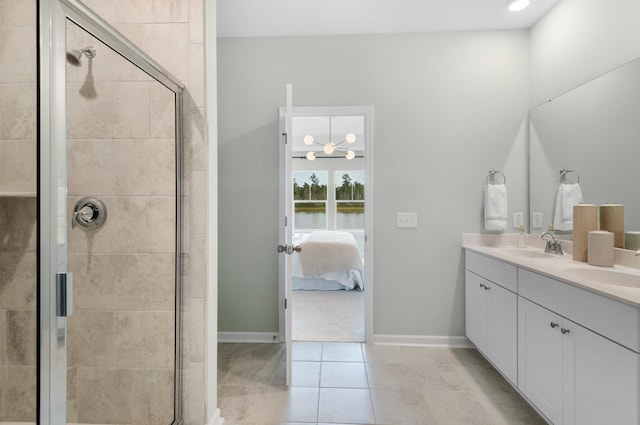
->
[278,105,375,346]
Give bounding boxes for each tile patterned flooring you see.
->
[218,341,548,425]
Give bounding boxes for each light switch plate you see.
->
[396,213,418,228]
[532,212,543,228]
[512,212,524,229]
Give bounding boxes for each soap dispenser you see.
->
[517,225,527,248]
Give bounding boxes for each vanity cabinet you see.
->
[465,248,640,425]
[465,251,518,384]
[519,294,639,425]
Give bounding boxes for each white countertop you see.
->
[463,233,640,308]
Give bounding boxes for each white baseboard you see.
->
[207,408,224,425]
[217,331,280,343]
[371,334,473,348]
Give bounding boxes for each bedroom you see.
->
[289,114,367,342]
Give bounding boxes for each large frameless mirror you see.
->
[530,56,640,246]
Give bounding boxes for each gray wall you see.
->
[217,31,530,336]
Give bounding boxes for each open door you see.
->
[278,84,295,386]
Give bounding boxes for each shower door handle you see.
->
[56,272,73,317]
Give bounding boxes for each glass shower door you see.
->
[38,0,183,423]
[64,18,178,425]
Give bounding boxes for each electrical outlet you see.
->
[396,213,418,228]
[532,212,543,229]
[512,212,524,229]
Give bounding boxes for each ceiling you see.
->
[217,0,562,38]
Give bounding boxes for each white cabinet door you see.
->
[563,320,639,425]
[487,283,517,384]
[518,297,563,425]
[465,271,489,353]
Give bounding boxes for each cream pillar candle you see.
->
[588,231,614,267]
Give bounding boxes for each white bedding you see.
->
[292,232,364,290]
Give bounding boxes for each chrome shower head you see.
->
[66,46,96,67]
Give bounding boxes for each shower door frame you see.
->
[37,0,185,423]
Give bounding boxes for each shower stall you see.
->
[1,0,184,423]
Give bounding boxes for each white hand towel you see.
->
[484,183,507,231]
[553,183,583,231]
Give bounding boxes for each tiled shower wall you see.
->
[0,0,209,423]
[76,1,209,423]
[65,20,177,424]
[0,0,38,421]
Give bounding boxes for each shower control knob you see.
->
[72,197,107,231]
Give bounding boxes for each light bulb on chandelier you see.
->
[304,133,357,160]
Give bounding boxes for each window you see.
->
[293,171,328,230]
[335,170,365,229]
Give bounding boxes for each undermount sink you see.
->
[564,267,640,288]
[500,248,555,259]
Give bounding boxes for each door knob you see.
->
[277,244,301,255]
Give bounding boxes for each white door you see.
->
[278,85,295,386]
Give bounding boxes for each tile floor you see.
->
[218,341,548,425]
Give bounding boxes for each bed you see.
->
[291,231,364,291]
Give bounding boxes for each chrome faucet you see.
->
[540,231,564,255]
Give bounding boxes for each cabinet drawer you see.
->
[519,268,640,353]
[465,250,517,292]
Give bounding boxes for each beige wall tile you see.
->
[184,297,204,362]
[190,170,206,234]
[67,138,175,196]
[72,29,153,83]
[131,368,175,425]
[189,0,204,43]
[188,233,206,298]
[0,0,35,27]
[1,139,36,193]
[0,365,37,422]
[114,311,175,368]
[83,0,188,25]
[0,197,37,252]
[66,81,150,139]
[149,82,177,139]
[5,309,36,366]
[150,253,177,310]
[67,196,176,254]
[67,367,79,423]
[0,84,36,140]
[76,367,133,424]
[69,253,150,311]
[67,311,116,368]
[0,26,36,83]
[189,42,204,85]
[0,252,36,310]
[182,107,207,172]
[183,361,205,425]
[115,23,189,81]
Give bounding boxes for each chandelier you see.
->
[303,132,357,160]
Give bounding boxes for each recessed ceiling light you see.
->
[506,0,530,12]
